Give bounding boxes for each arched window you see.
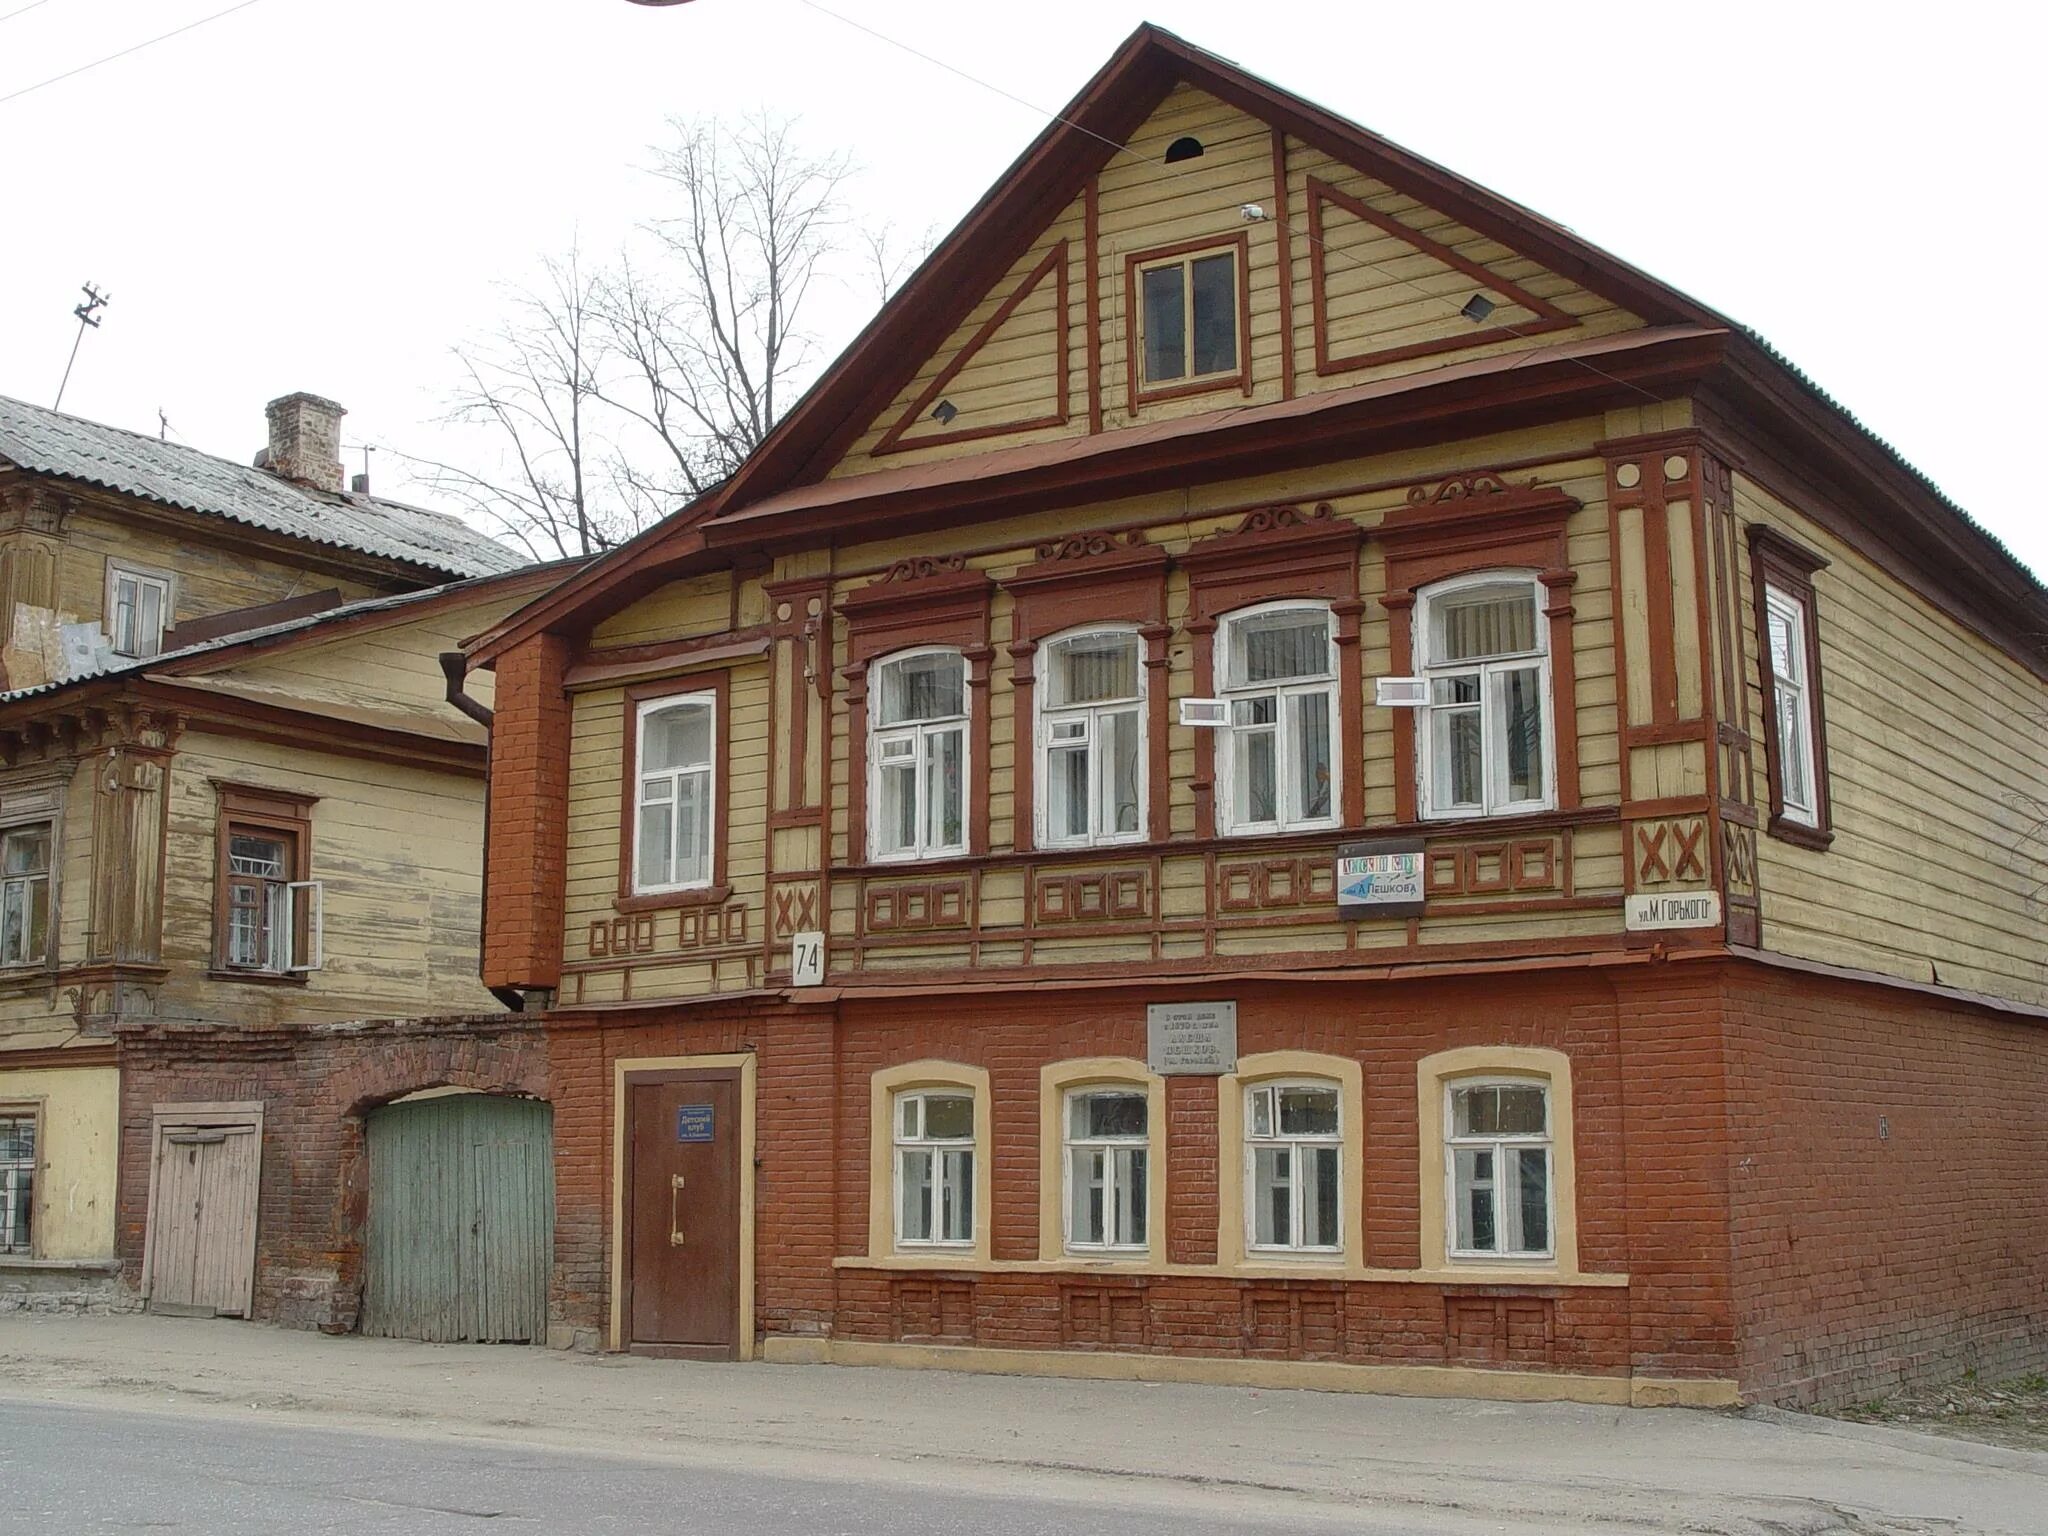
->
[633,692,716,892]
[1037,628,1145,848]
[868,648,968,860]
[1414,573,1554,818]
[1216,603,1338,835]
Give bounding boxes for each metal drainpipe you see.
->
[440,651,526,1013]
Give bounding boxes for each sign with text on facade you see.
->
[1624,891,1722,931]
[790,930,825,987]
[1335,838,1427,920]
[675,1104,715,1143]
[1147,1001,1238,1076]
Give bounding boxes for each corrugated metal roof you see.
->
[0,394,526,578]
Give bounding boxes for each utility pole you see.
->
[53,282,111,411]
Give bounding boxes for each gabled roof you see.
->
[0,394,527,579]
[464,23,2043,668]
[0,558,576,711]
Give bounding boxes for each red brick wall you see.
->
[483,633,572,990]
[1723,964,2048,1406]
[116,1018,548,1332]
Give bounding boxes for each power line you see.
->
[0,1,59,25]
[0,0,271,108]
[792,0,1662,406]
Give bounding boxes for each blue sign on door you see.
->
[676,1104,715,1143]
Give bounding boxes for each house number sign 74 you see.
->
[790,930,826,987]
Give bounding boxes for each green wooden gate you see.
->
[361,1094,555,1344]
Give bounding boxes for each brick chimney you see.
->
[259,392,345,491]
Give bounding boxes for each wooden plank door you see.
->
[623,1072,741,1358]
[362,1095,554,1343]
[147,1122,260,1317]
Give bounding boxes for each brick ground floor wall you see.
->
[115,1016,548,1332]
[1723,964,2048,1406]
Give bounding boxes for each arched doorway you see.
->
[361,1093,554,1343]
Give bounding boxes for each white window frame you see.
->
[1035,627,1147,850]
[1414,571,1556,821]
[1243,1078,1344,1257]
[1214,601,1341,837]
[222,827,323,975]
[1764,585,1820,829]
[1444,1077,1555,1262]
[632,692,718,895]
[0,820,53,970]
[106,561,174,660]
[1062,1084,1150,1254]
[892,1087,976,1250]
[867,647,970,863]
[1135,245,1242,389]
[0,1104,35,1256]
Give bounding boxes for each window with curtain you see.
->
[635,694,717,892]
[1415,574,1553,819]
[1039,630,1144,847]
[1217,604,1337,835]
[1445,1080,1552,1259]
[895,1089,975,1247]
[1245,1080,1342,1253]
[870,650,968,860]
[1765,586,1820,828]
[1064,1087,1148,1251]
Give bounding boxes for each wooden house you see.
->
[455,28,2048,1405]
[0,390,539,1319]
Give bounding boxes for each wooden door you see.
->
[623,1071,741,1357]
[147,1120,261,1317]
[361,1095,554,1344]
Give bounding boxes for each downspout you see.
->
[441,650,526,1013]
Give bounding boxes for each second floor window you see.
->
[0,823,50,968]
[1416,574,1553,819]
[222,825,321,973]
[871,649,967,861]
[1764,586,1820,829]
[108,564,172,660]
[634,694,716,892]
[1039,630,1144,848]
[1217,604,1337,836]
[1139,247,1240,388]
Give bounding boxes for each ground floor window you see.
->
[0,1110,34,1254]
[1245,1080,1342,1253]
[895,1088,975,1247]
[1446,1080,1552,1258]
[1065,1087,1148,1252]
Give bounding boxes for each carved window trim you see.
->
[1746,524,1833,850]
[1379,476,1583,825]
[211,783,316,982]
[1412,571,1558,821]
[865,647,972,864]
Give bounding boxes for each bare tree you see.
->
[424,114,866,558]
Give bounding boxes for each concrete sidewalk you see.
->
[2,1315,2041,1535]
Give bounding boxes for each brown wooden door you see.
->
[147,1121,261,1318]
[623,1071,741,1357]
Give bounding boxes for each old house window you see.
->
[634,693,716,893]
[1217,603,1338,835]
[1415,573,1554,819]
[1038,629,1144,848]
[870,649,968,861]
[0,823,51,968]
[107,563,173,660]
[894,1088,975,1248]
[0,1110,33,1254]
[1446,1080,1553,1260]
[1064,1087,1148,1252]
[215,787,321,976]
[1245,1080,1342,1254]
[1127,237,1249,403]
[1765,587,1820,829]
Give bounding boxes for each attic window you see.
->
[1164,136,1204,164]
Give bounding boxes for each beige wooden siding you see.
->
[1736,477,2048,1005]
[588,574,734,648]
[829,86,1644,481]
[155,732,497,1027]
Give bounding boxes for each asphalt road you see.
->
[0,1400,1359,1535]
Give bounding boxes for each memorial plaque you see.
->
[1147,1001,1238,1075]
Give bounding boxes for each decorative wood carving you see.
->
[1215,857,1336,913]
[865,878,972,933]
[1406,471,1539,506]
[770,879,822,940]
[1032,866,1151,924]
[1425,838,1561,898]
[1632,818,1709,886]
[588,914,656,958]
[676,903,750,950]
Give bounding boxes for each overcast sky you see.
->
[2,0,2039,577]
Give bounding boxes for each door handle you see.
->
[669,1174,686,1247]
